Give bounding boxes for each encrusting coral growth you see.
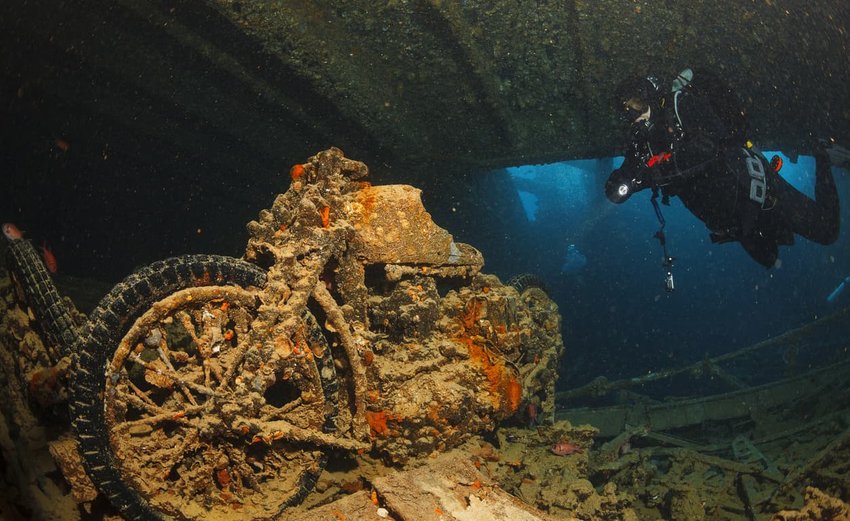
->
[0,148,566,519]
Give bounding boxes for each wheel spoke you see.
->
[126,353,217,397]
[98,284,338,520]
[246,417,369,452]
[156,344,199,407]
[114,395,204,431]
[261,397,303,420]
[126,374,158,408]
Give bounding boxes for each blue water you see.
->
[497,155,850,387]
[561,244,587,274]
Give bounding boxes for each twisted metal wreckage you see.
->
[0,148,564,520]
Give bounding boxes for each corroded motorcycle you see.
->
[11,149,563,520]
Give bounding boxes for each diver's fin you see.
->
[819,140,850,168]
[740,232,778,268]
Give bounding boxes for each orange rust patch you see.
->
[366,410,390,437]
[362,349,374,366]
[366,389,381,403]
[289,163,305,181]
[426,403,441,423]
[461,337,521,415]
[320,206,330,228]
[461,298,484,330]
[216,468,231,487]
[506,378,522,413]
[355,187,378,225]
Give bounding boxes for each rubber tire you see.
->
[71,255,266,521]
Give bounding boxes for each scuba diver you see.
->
[605,68,847,270]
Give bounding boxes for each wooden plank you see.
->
[287,490,382,521]
[372,456,563,521]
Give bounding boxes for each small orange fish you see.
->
[2,223,23,240]
[551,440,583,456]
[41,242,58,273]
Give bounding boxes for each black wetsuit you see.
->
[605,89,839,267]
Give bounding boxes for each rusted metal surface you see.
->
[244,148,564,464]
